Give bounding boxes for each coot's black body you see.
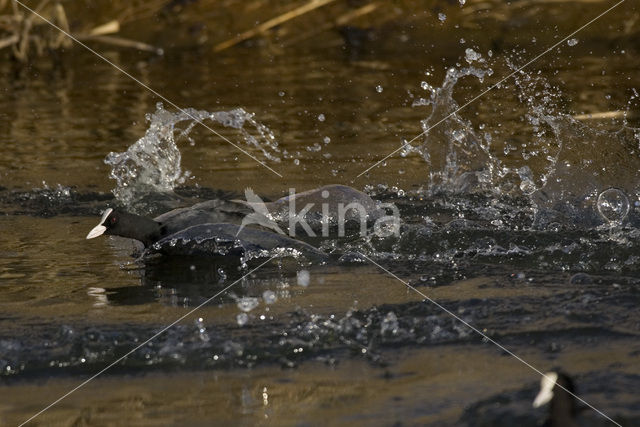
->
[153,199,250,234]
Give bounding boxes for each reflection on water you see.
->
[1,345,637,426]
[1,1,640,425]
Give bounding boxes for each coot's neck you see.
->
[548,393,577,427]
[112,211,164,247]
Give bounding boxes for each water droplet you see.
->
[459,0,466,5]
[438,13,446,22]
[452,129,466,143]
[323,136,331,144]
[297,270,310,287]
[262,290,277,304]
[420,81,433,91]
[236,313,249,326]
[376,85,383,93]
[237,297,260,312]
[567,38,578,46]
[306,142,322,152]
[517,166,537,195]
[317,114,325,122]
[597,188,630,223]
[380,312,399,335]
[464,48,482,64]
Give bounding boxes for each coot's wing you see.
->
[154,201,251,235]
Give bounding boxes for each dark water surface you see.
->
[1,1,640,426]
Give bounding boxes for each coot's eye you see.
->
[110,216,116,224]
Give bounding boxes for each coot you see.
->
[86,204,326,260]
[87,184,383,243]
[86,198,249,247]
[533,371,579,427]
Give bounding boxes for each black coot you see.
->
[87,184,382,247]
[86,198,249,247]
[533,371,579,427]
[86,201,326,259]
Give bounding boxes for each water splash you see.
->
[406,64,497,193]
[405,49,640,226]
[597,188,630,224]
[105,103,280,208]
[237,296,260,313]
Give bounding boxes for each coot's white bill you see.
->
[86,208,113,239]
[533,371,558,407]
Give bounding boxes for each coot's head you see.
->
[533,371,576,407]
[533,371,579,426]
[86,208,121,239]
[86,208,163,246]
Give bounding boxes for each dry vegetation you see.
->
[0,0,634,62]
[0,0,171,60]
[0,0,454,61]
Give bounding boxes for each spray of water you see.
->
[105,103,281,208]
[405,48,640,226]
